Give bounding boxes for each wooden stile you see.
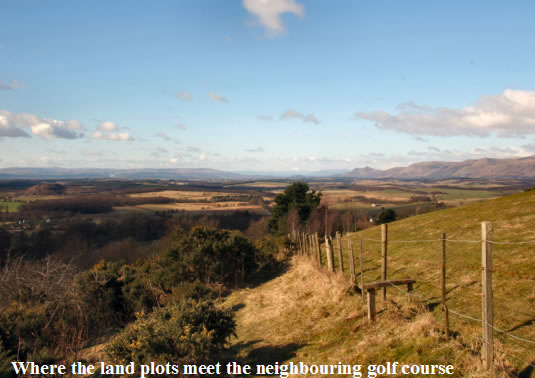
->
[364,279,415,321]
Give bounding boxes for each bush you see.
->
[75,261,130,333]
[106,298,235,366]
[155,227,257,290]
[255,236,293,266]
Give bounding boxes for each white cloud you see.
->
[0,111,30,137]
[176,124,187,130]
[208,92,229,103]
[0,110,84,139]
[96,121,119,132]
[0,80,24,91]
[356,89,535,137]
[243,0,304,37]
[92,131,133,141]
[92,121,133,141]
[176,92,191,101]
[199,153,206,161]
[280,109,320,124]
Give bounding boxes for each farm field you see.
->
[0,200,23,212]
[136,202,269,214]
[126,189,269,214]
[130,190,246,201]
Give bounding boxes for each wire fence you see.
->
[292,223,535,373]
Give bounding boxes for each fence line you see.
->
[292,222,535,373]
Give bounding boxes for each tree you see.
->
[377,208,397,224]
[268,182,321,235]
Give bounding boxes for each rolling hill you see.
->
[346,155,535,179]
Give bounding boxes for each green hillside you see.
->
[225,189,535,377]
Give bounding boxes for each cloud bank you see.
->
[356,89,535,137]
[0,110,84,139]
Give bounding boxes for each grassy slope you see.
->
[224,190,535,377]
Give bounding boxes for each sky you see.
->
[1,0,535,173]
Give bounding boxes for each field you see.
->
[127,190,269,214]
[0,200,24,212]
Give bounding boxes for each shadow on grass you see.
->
[230,303,246,312]
[245,259,291,289]
[227,339,306,370]
[507,317,535,333]
[245,342,306,366]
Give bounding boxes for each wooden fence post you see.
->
[315,233,322,267]
[325,235,335,272]
[359,237,364,299]
[482,222,494,369]
[336,231,344,274]
[441,232,449,343]
[347,237,356,284]
[381,224,388,300]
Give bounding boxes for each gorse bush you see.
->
[155,227,257,289]
[106,298,235,366]
[0,226,256,372]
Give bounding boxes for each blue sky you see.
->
[1,0,535,172]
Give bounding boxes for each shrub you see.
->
[75,261,130,333]
[156,227,257,290]
[106,299,235,366]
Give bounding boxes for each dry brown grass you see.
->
[223,256,516,377]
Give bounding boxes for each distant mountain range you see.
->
[0,167,244,180]
[344,155,535,179]
[1,155,534,180]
